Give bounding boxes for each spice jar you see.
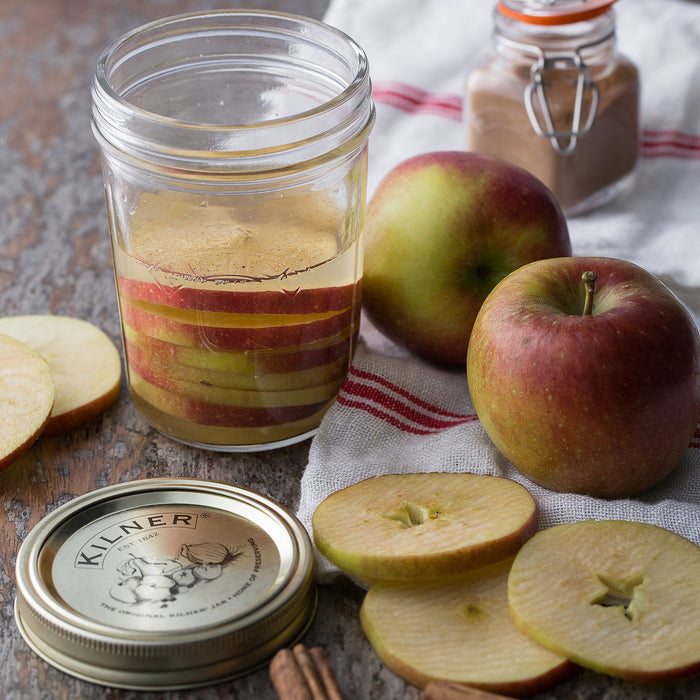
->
[91,11,374,451]
[465,0,639,214]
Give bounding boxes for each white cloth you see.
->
[298,0,700,580]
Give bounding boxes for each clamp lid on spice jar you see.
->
[466,0,639,215]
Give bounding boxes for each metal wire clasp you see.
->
[524,48,599,155]
[496,30,614,155]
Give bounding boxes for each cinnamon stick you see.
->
[422,681,515,700]
[270,649,312,700]
[270,644,344,700]
[307,646,344,700]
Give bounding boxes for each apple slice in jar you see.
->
[0,315,121,436]
[508,519,700,682]
[0,333,55,470]
[312,472,537,582]
[361,558,572,695]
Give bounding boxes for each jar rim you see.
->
[497,0,617,25]
[91,9,375,172]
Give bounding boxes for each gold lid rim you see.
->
[14,478,317,689]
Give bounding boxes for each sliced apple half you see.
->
[124,335,348,391]
[0,333,55,470]
[120,300,354,352]
[127,344,345,407]
[117,276,357,315]
[0,315,122,435]
[122,323,355,375]
[508,519,700,682]
[312,473,537,582]
[129,374,331,428]
[361,558,572,695]
[129,379,331,446]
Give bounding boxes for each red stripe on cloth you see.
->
[336,395,443,435]
[341,378,478,431]
[337,364,479,434]
[373,81,700,160]
[641,129,700,159]
[643,130,700,148]
[690,424,700,449]
[349,365,469,419]
[372,81,463,122]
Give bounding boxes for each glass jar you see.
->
[91,11,375,451]
[465,0,639,215]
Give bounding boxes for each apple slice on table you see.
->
[0,315,121,435]
[312,473,537,582]
[508,519,700,682]
[0,333,54,470]
[361,558,573,696]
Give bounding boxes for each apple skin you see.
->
[123,324,355,376]
[120,301,356,352]
[117,277,356,315]
[124,336,348,391]
[362,151,571,366]
[127,344,345,411]
[467,256,700,498]
[130,373,330,428]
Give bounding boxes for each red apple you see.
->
[467,256,700,497]
[362,151,571,366]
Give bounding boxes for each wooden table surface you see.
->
[1,2,699,699]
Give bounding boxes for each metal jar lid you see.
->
[14,478,317,690]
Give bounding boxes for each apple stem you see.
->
[582,271,597,316]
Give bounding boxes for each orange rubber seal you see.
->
[497,0,618,25]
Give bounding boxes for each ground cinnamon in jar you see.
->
[466,0,639,215]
